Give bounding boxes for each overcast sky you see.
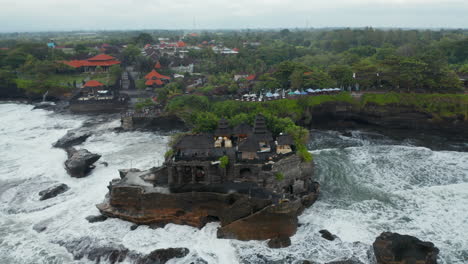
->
[1,0,467,32]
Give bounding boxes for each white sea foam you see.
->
[0,103,467,264]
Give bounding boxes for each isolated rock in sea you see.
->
[135,248,189,264]
[38,183,69,200]
[60,238,189,264]
[65,148,101,178]
[319,229,337,241]
[86,215,108,223]
[33,222,48,233]
[267,236,291,248]
[373,232,439,264]
[53,130,91,149]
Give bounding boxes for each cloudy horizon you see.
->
[1,0,467,32]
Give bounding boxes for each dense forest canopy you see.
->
[0,28,467,96]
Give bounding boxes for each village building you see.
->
[75,80,110,100]
[62,54,121,72]
[144,69,171,88]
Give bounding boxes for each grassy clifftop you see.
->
[361,93,468,118]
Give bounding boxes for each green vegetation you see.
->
[164,149,174,160]
[134,98,154,110]
[361,93,468,118]
[275,172,285,181]
[219,156,229,169]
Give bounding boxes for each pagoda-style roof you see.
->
[83,80,105,88]
[144,69,170,80]
[253,115,272,141]
[154,61,162,69]
[145,79,163,86]
[233,123,252,136]
[215,118,231,137]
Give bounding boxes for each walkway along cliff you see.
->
[97,115,319,243]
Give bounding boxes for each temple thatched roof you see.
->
[233,122,252,136]
[238,136,259,152]
[277,135,294,145]
[174,134,213,150]
[215,118,231,137]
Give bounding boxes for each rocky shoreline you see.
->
[24,101,450,263]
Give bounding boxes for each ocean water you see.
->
[0,103,467,264]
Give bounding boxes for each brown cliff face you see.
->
[217,201,302,241]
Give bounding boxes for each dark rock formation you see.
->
[33,222,48,233]
[130,224,139,231]
[54,131,91,149]
[38,183,69,200]
[65,148,101,178]
[267,236,291,248]
[373,232,439,264]
[326,260,364,264]
[136,248,189,264]
[59,238,189,264]
[319,229,337,241]
[306,101,468,136]
[86,247,129,264]
[85,215,108,223]
[121,114,188,131]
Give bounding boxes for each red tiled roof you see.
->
[155,61,162,69]
[233,48,240,52]
[88,54,117,61]
[246,74,256,81]
[61,54,120,68]
[177,41,186,48]
[144,69,170,80]
[83,80,105,87]
[145,79,163,86]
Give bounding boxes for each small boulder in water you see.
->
[373,232,439,264]
[33,222,48,233]
[130,224,139,231]
[136,248,189,264]
[54,131,91,149]
[38,183,69,201]
[267,236,291,248]
[65,148,101,178]
[86,215,108,223]
[319,229,337,241]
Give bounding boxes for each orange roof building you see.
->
[154,61,162,69]
[145,79,164,86]
[144,69,170,80]
[83,80,105,88]
[62,54,120,71]
[144,69,170,87]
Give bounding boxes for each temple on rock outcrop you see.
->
[97,114,319,243]
[168,115,297,187]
